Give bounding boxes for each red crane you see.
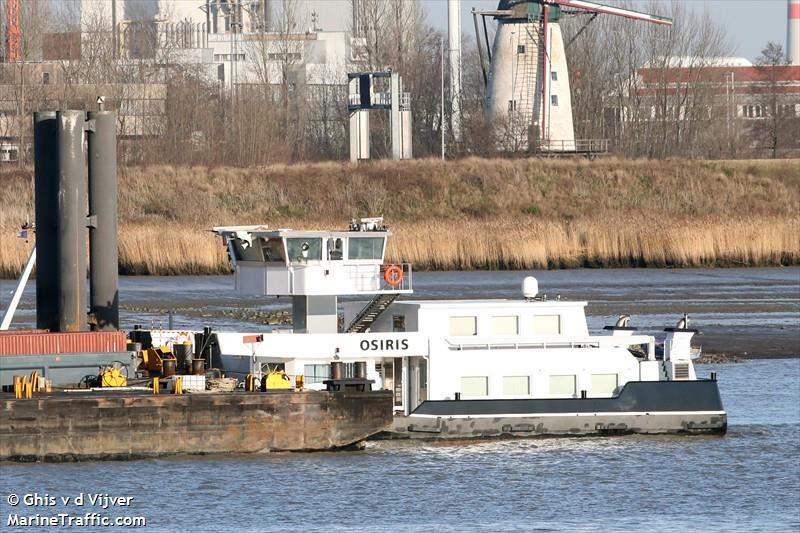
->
[5,0,21,62]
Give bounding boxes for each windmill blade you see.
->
[549,0,673,26]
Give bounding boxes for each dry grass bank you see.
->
[1,157,798,277]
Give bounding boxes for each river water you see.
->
[1,269,799,530]
[1,359,798,532]
[2,267,799,356]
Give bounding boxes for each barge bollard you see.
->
[581,390,587,399]
[245,374,256,392]
[152,377,160,395]
[162,358,177,378]
[331,361,344,380]
[711,372,717,381]
[174,377,183,395]
[191,358,205,376]
[354,361,367,379]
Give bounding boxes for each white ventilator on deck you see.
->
[522,276,539,299]
[479,0,671,152]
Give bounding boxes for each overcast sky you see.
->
[424,0,790,61]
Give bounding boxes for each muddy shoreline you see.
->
[2,268,797,359]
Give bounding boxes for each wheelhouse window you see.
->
[549,375,576,396]
[503,376,529,396]
[327,238,343,260]
[450,316,477,336]
[393,315,406,332]
[491,316,518,335]
[348,237,384,260]
[461,376,488,397]
[591,374,618,395]
[532,315,561,335]
[287,238,322,262]
[260,237,286,263]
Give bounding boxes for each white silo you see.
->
[789,0,800,65]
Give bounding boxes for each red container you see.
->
[0,329,49,336]
[0,331,127,356]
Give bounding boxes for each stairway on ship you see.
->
[345,293,399,333]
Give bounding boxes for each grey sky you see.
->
[424,0,789,61]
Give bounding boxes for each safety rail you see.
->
[445,334,656,360]
[346,263,413,293]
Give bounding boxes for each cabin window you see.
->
[508,100,518,112]
[503,376,529,396]
[551,71,558,81]
[304,364,331,385]
[461,376,488,397]
[287,238,322,262]
[532,315,561,335]
[549,375,576,396]
[450,316,477,336]
[551,94,559,106]
[517,45,525,54]
[327,238,343,260]
[260,237,286,263]
[392,315,406,332]
[591,374,618,395]
[491,316,518,335]
[348,237,384,260]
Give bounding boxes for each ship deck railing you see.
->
[445,334,656,360]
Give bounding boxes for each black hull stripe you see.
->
[411,380,725,417]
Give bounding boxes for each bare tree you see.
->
[753,42,797,158]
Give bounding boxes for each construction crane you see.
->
[5,0,20,62]
[474,0,672,152]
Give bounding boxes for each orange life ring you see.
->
[383,265,403,287]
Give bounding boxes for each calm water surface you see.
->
[1,359,799,532]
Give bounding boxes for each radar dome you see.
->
[522,276,539,299]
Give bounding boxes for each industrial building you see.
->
[0,0,365,162]
[605,58,800,153]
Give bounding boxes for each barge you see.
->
[0,389,391,462]
[0,110,393,462]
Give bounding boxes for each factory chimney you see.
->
[448,0,462,143]
[789,0,800,65]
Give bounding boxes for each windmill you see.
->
[473,0,672,152]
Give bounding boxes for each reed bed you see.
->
[0,158,797,277]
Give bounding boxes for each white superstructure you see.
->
[200,221,704,420]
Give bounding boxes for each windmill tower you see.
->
[480,0,671,152]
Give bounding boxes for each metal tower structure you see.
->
[5,0,20,62]
[475,0,671,152]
